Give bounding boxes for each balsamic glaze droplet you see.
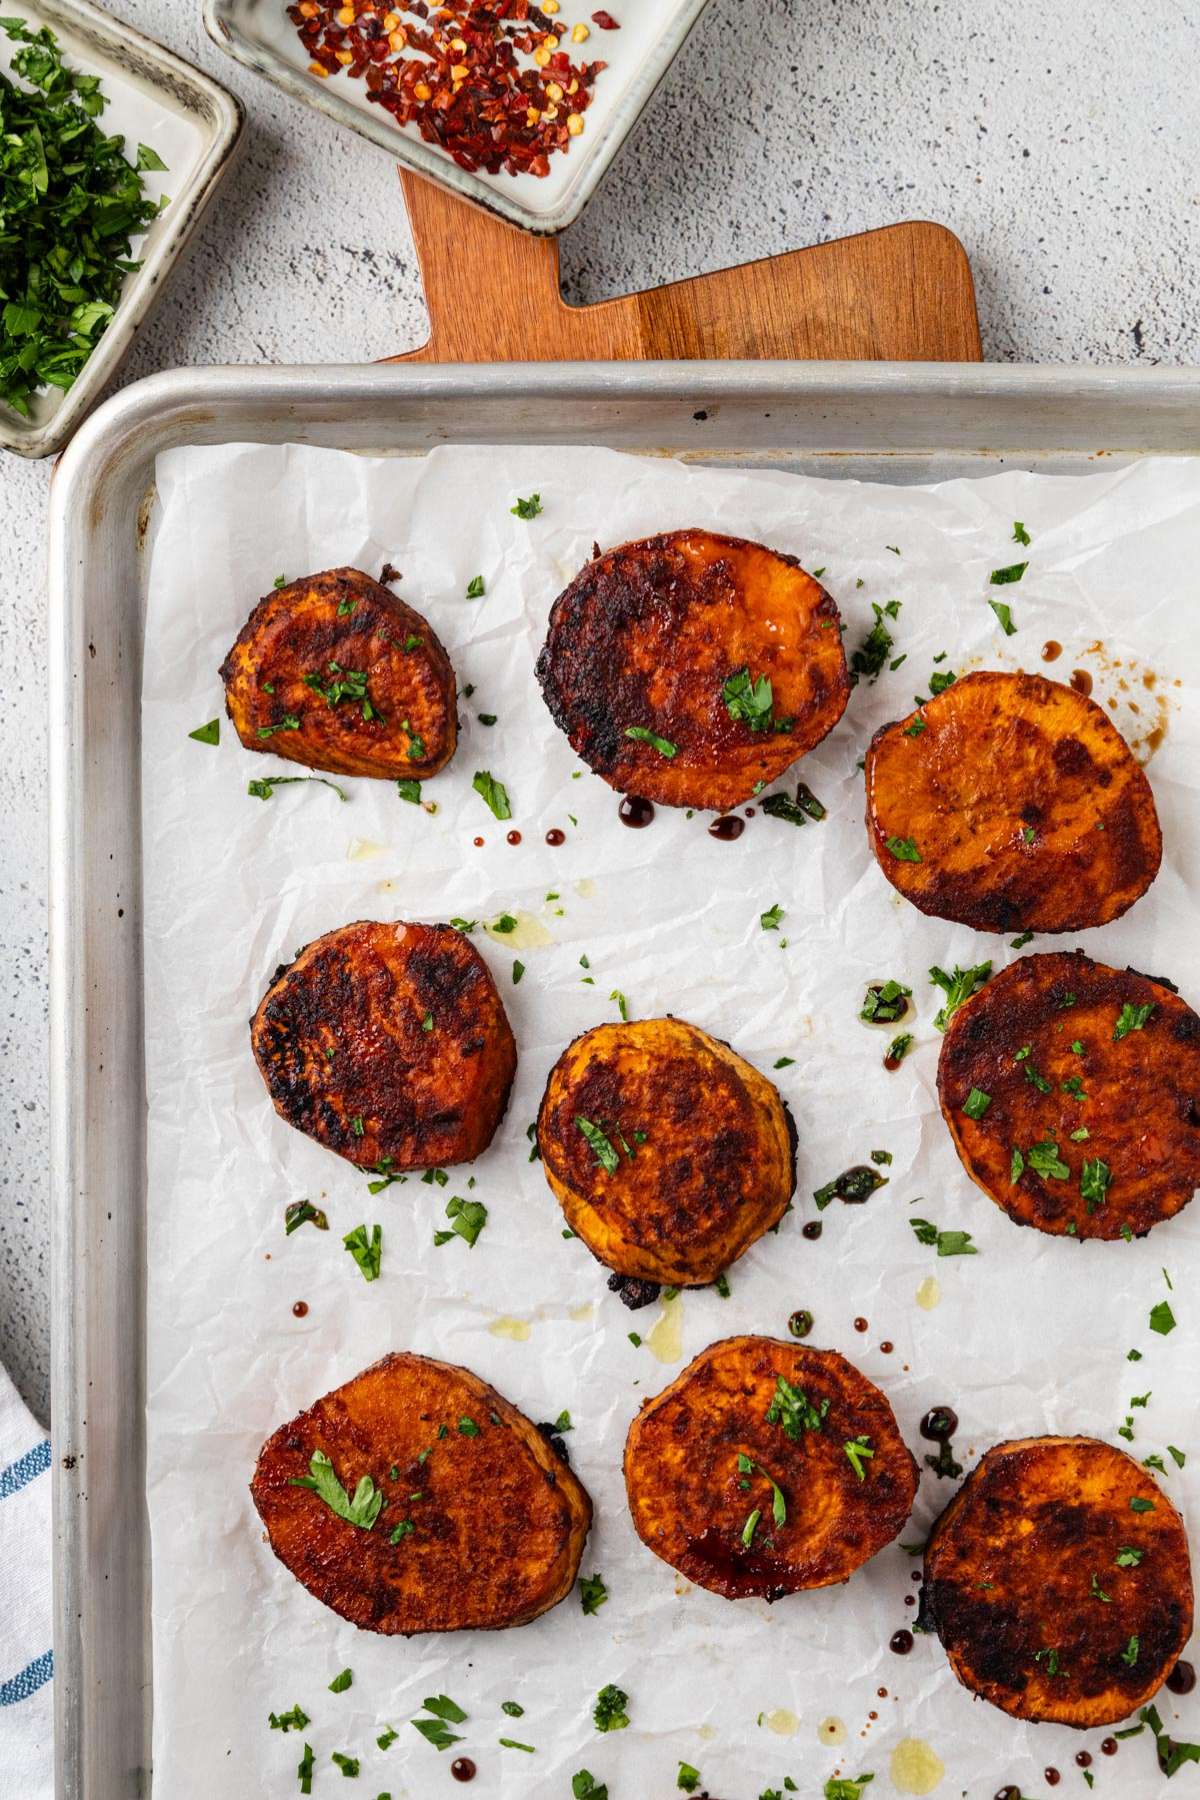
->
[1168,1659,1197,1695]
[853,1316,869,1333]
[889,1629,914,1654]
[545,828,566,846]
[1070,668,1093,697]
[1075,1752,1093,1769]
[618,794,654,828]
[787,1308,814,1339]
[708,814,745,841]
[1041,639,1063,662]
[920,1407,958,1442]
[292,1300,308,1318]
[506,829,522,845]
[1100,1738,1119,1757]
[451,1758,477,1783]
[1044,1769,1061,1788]
[801,1220,823,1241]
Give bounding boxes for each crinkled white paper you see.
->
[143,445,1200,1800]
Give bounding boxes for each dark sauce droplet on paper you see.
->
[920,1407,958,1441]
[889,1629,914,1655]
[879,1340,894,1354]
[1100,1737,1119,1757]
[506,829,522,846]
[1168,1659,1196,1695]
[451,1757,477,1782]
[618,794,654,829]
[1044,1768,1061,1787]
[787,1308,814,1339]
[1075,1752,1092,1769]
[708,814,745,841]
[1070,668,1093,698]
[545,828,566,846]
[472,836,484,848]
[801,1221,823,1241]
[853,1316,869,1333]
[292,1300,308,1318]
[1041,639,1063,662]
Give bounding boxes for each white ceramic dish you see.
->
[0,0,242,459]
[204,0,712,234]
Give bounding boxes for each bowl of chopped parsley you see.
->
[0,4,241,458]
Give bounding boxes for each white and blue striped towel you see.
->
[0,1361,52,1796]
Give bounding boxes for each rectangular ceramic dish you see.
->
[0,0,242,458]
[47,360,1200,1798]
[203,0,712,234]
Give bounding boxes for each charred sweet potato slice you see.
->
[537,1019,795,1287]
[939,951,1200,1239]
[220,566,457,780]
[251,1352,592,1634]
[535,530,849,810]
[865,670,1161,932]
[925,1435,1193,1726]
[624,1337,918,1601]
[251,920,516,1172]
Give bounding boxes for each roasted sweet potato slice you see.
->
[220,566,457,780]
[251,1352,592,1634]
[939,951,1200,1239]
[536,1019,795,1287]
[535,531,850,810]
[865,670,1161,932]
[925,1435,1193,1726]
[251,920,516,1172]
[624,1337,918,1601]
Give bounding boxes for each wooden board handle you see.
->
[393,170,982,363]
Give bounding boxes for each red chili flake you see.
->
[286,1,614,177]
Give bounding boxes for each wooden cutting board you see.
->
[391,171,982,363]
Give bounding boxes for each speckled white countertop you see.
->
[2,0,1198,1424]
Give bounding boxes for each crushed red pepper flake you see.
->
[286,0,613,177]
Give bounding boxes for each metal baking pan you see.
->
[47,361,1200,1798]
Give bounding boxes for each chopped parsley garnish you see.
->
[927,667,957,698]
[722,667,776,731]
[1130,1496,1156,1513]
[512,959,525,985]
[303,661,381,722]
[491,912,518,933]
[885,835,921,862]
[397,777,422,804]
[860,979,911,1024]
[257,714,301,738]
[741,1506,761,1546]
[433,1195,487,1249]
[411,1699,465,1751]
[458,1417,480,1437]
[328,1668,353,1693]
[511,493,542,518]
[774,1055,796,1069]
[990,560,1028,585]
[886,1031,914,1065]
[1149,1301,1176,1336]
[285,1199,328,1235]
[1026,1140,1070,1180]
[930,961,992,1029]
[288,1448,383,1529]
[501,1701,525,1717]
[573,1772,608,1799]
[909,1217,978,1258]
[249,773,347,803]
[962,1087,991,1120]
[579,1572,608,1614]
[761,902,785,931]
[464,574,486,599]
[297,1743,315,1793]
[850,599,901,684]
[499,1737,535,1752]
[1011,930,1034,948]
[1139,1702,1200,1777]
[677,1764,702,1794]
[0,20,171,417]
[1062,1074,1087,1099]
[270,1704,311,1732]
[1012,521,1031,545]
[903,714,927,738]
[472,769,512,819]
[844,1436,874,1480]
[1090,1573,1112,1602]
[593,1684,630,1733]
[1114,1001,1155,1040]
[989,599,1017,635]
[824,1779,875,1800]
[389,1520,414,1543]
[377,1726,399,1749]
[1115,1545,1144,1567]
[1081,1157,1111,1213]
[1033,1646,1067,1678]
[189,718,219,745]
[342,1222,382,1281]
[576,1116,620,1175]
[624,725,677,758]
[610,987,629,1019]
[1023,1062,1052,1094]
[761,783,827,826]
[330,1751,359,1776]
[766,1374,828,1439]
[1122,1635,1140,1667]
